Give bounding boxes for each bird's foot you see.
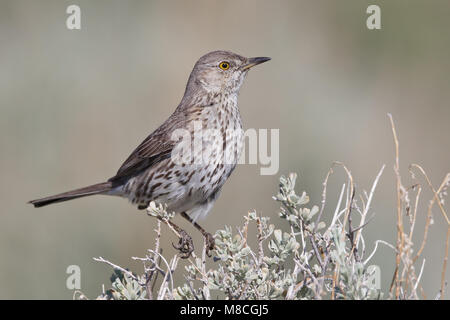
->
[203,232,215,257]
[173,230,194,259]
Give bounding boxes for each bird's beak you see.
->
[241,57,271,70]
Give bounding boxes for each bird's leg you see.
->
[158,218,194,259]
[180,212,215,257]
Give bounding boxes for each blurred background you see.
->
[1,0,449,299]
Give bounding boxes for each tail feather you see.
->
[29,181,113,208]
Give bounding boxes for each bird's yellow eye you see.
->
[219,61,230,70]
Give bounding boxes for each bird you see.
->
[29,50,271,258]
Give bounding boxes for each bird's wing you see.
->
[109,111,187,184]
[109,133,173,184]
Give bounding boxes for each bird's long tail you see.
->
[29,181,113,208]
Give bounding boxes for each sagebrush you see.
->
[75,115,449,300]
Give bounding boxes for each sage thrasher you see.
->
[29,51,270,258]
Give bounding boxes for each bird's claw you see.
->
[204,232,215,257]
[172,230,194,259]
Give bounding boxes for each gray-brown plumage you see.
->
[29,50,270,257]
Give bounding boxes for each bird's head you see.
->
[185,50,271,96]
